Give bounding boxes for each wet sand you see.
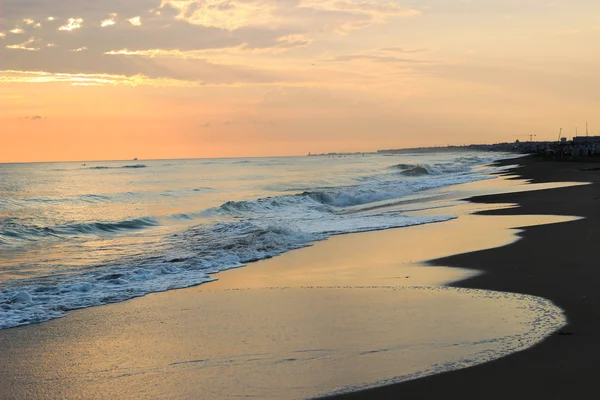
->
[0,157,588,399]
[335,156,600,399]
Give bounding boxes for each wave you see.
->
[391,163,416,170]
[87,164,147,170]
[0,152,506,329]
[400,166,431,176]
[171,213,194,221]
[214,173,491,213]
[122,164,147,169]
[80,194,111,203]
[62,217,159,234]
[0,214,453,329]
[389,162,471,177]
[0,217,159,246]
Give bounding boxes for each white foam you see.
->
[0,152,512,329]
[312,288,566,398]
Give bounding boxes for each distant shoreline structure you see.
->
[308,136,600,157]
[307,143,518,156]
[378,143,518,154]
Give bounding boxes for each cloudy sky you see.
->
[1,0,599,162]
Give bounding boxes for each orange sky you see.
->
[1,0,600,162]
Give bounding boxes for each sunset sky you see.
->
[1,0,600,162]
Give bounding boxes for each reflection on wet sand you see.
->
[0,177,582,399]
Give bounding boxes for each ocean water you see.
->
[0,152,508,329]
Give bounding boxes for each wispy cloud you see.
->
[22,18,41,28]
[378,47,429,54]
[6,37,39,51]
[100,19,115,27]
[101,14,117,27]
[0,0,421,86]
[325,54,427,64]
[162,0,420,32]
[58,18,83,31]
[128,16,142,26]
[0,70,200,87]
[105,34,312,58]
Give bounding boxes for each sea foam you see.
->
[0,152,508,329]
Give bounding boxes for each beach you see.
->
[336,156,600,399]
[3,0,599,397]
[0,155,595,399]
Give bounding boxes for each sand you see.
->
[335,156,600,399]
[0,156,590,399]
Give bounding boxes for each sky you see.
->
[1,0,600,162]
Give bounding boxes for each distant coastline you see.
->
[309,136,600,158]
[307,143,520,156]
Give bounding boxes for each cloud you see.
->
[0,0,421,84]
[101,19,116,27]
[104,33,312,58]
[101,14,117,27]
[0,69,197,87]
[378,47,429,54]
[6,37,39,51]
[163,0,420,32]
[58,18,84,31]
[10,28,24,34]
[21,19,41,28]
[128,16,142,26]
[24,115,45,120]
[325,54,427,64]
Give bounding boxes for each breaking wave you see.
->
[0,214,454,328]
[400,166,431,176]
[0,152,506,329]
[0,217,159,246]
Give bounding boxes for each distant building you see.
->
[573,136,600,146]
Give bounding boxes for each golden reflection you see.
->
[0,176,579,399]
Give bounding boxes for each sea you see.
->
[0,152,510,329]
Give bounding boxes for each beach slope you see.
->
[335,156,600,399]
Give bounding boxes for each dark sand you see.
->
[334,155,600,399]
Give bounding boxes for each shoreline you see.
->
[333,155,600,399]
[0,156,588,399]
